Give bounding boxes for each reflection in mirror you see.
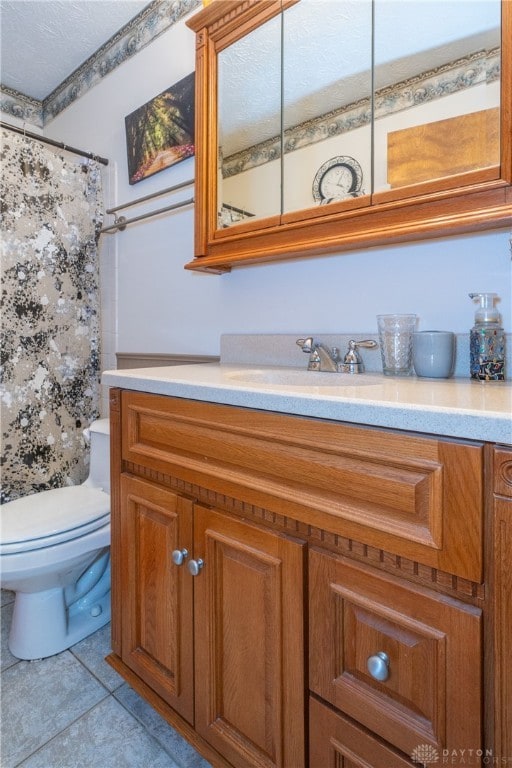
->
[373,0,501,192]
[218,12,282,229]
[216,0,502,231]
[282,0,372,213]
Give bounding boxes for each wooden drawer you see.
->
[310,696,415,768]
[119,390,484,581]
[309,547,482,757]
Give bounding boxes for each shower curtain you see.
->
[0,128,104,504]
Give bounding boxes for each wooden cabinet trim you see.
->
[494,446,512,497]
[124,459,485,603]
[109,388,122,657]
[493,497,512,761]
[491,446,512,760]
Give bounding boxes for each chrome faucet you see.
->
[296,337,339,372]
[296,337,378,373]
[338,339,378,373]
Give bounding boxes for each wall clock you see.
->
[312,156,364,204]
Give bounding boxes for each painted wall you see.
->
[36,10,512,373]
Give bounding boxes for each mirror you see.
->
[187,0,510,272]
[218,0,374,224]
[218,12,282,227]
[373,0,501,193]
[282,0,372,213]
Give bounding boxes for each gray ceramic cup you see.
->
[412,331,455,378]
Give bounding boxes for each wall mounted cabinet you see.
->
[186,0,511,273]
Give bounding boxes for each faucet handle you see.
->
[340,339,378,373]
[296,337,314,353]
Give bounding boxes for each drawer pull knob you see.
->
[171,548,188,566]
[188,558,204,576]
[367,651,390,681]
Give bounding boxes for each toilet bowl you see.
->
[0,418,111,660]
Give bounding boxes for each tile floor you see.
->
[1,590,212,768]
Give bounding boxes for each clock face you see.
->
[312,156,363,203]
[320,165,355,200]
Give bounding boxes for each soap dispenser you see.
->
[469,292,505,380]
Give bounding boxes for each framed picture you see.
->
[125,72,195,185]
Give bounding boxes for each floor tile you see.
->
[70,622,123,692]
[1,650,108,767]
[115,684,212,768]
[18,696,181,768]
[1,601,19,672]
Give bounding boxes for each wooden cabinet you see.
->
[115,468,305,768]
[108,388,507,768]
[185,1,512,273]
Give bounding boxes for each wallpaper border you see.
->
[0,0,201,128]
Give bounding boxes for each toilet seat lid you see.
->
[1,486,110,554]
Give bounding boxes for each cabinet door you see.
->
[193,505,306,768]
[310,696,414,768]
[120,475,194,724]
[309,547,482,758]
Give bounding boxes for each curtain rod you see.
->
[0,121,109,166]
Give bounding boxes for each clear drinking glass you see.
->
[377,314,417,376]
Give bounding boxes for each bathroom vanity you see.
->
[103,364,511,767]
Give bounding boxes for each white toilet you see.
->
[0,418,111,660]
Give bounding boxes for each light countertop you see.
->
[102,363,512,445]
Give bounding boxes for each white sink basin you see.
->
[225,368,380,388]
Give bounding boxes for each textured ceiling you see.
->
[219,0,501,157]
[0,0,149,100]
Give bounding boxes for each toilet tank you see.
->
[84,418,110,494]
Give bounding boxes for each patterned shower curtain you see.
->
[0,129,104,503]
